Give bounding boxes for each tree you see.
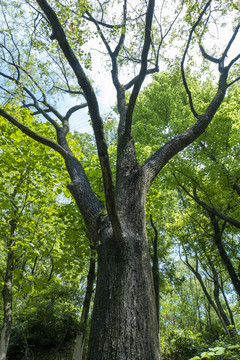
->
[0,115,66,359]
[0,1,240,359]
[132,69,240,338]
[0,116,92,359]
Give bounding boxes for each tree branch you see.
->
[36,0,121,237]
[124,67,158,90]
[144,2,237,188]
[181,1,212,119]
[113,0,127,57]
[144,71,228,189]
[64,103,88,121]
[82,14,122,29]
[0,70,61,130]
[0,108,67,158]
[125,0,156,135]
[192,188,240,230]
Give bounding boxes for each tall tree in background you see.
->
[0,1,239,359]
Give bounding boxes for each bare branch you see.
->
[222,24,240,65]
[85,10,113,56]
[200,24,240,74]
[199,45,220,64]
[228,75,240,88]
[124,66,158,90]
[113,0,127,57]
[125,0,156,135]
[65,103,88,120]
[53,85,85,95]
[82,14,122,29]
[181,1,212,119]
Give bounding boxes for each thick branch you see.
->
[199,45,219,63]
[65,103,88,121]
[144,68,228,189]
[0,109,104,242]
[0,108,67,158]
[200,24,240,74]
[113,0,127,57]
[124,67,158,90]
[125,0,155,135]
[36,0,120,236]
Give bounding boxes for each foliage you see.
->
[133,69,240,353]
[188,337,240,360]
[7,280,82,359]
[161,328,203,360]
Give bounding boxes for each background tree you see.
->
[132,69,240,358]
[0,117,93,359]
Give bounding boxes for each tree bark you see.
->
[88,230,160,360]
[212,270,233,337]
[87,172,160,360]
[0,220,16,360]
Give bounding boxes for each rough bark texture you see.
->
[87,168,160,360]
[87,229,160,359]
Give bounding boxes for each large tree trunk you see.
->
[87,229,160,360]
[63,137,161,359]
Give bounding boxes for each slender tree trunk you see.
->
[185,259,231,335]
[150,215,160,329]
[206,255,236,337]
[210,215,240,297]
[194,277,203,331]
[212,271,233,337]
[72,253,95,360]
[0,220,16,360]
[220,278,235,327]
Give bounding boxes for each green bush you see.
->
[188,336,240,360]
[161,329,203,360]
[7,282,81,359]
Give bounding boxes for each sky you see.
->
[65,60,117,134]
